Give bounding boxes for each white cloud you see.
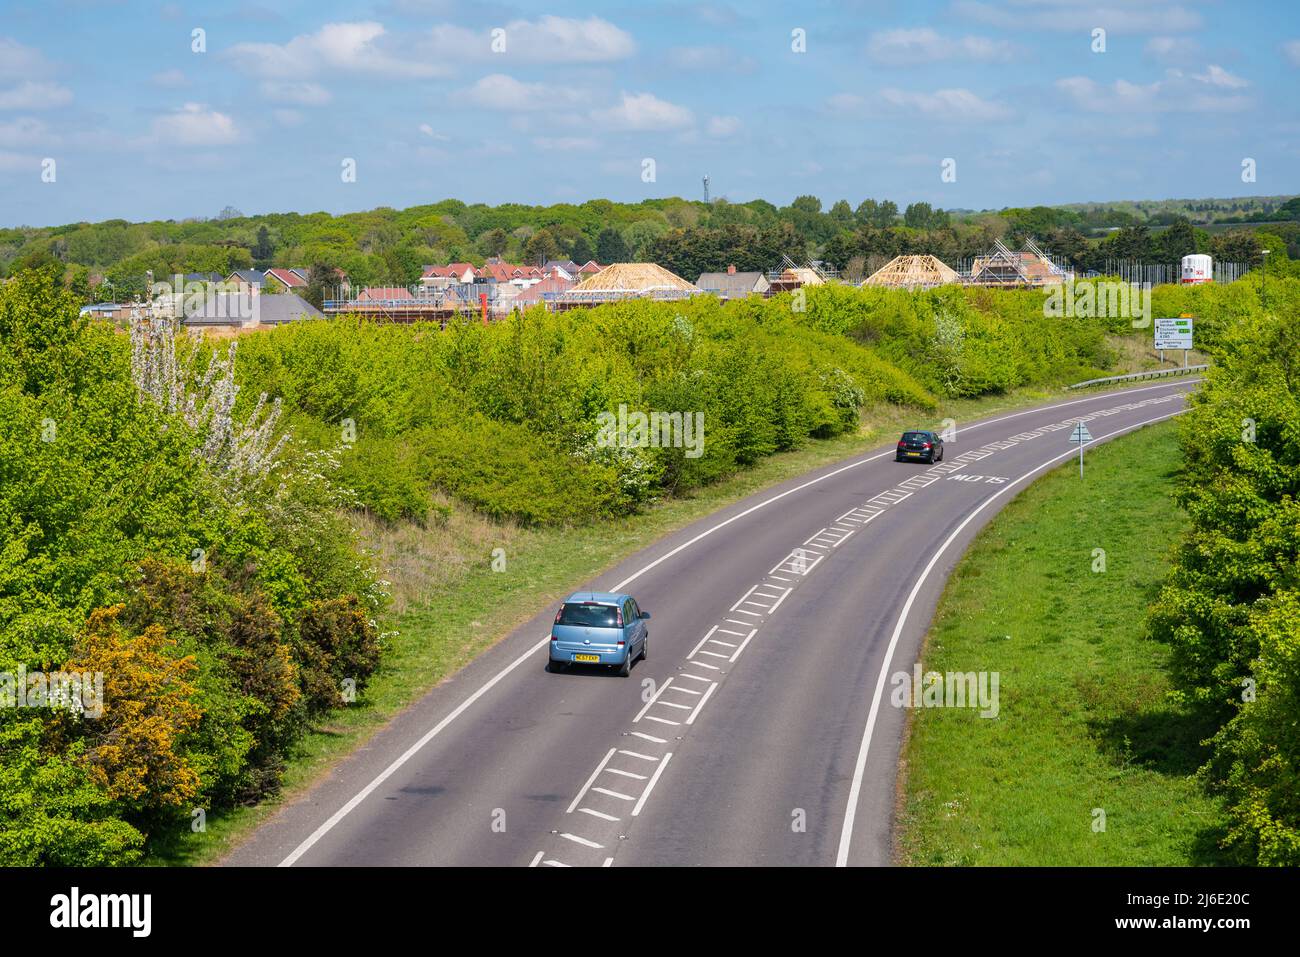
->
[150,69,189,89]
[259,80,332,105]
[666,45,757,73]
[0,38,55,79]
[0,116,50,148]
[227,22,445,79]
[1286,40,1300,66]
[828,88,1010,122]
[1055,68,1251,113]
[591,92,694,131]
[1144,36,1199,63]
[273,109,305,127]
[866,28,1017,65]
[462,74,582,111]
[0,81,72,110]
[500,15,634,62]
[954,0,1202,33]
[533,136,599,151]
[707,115,742,137]
[1194,65,1248,89]
[150,103,242,146]
[427,16,634,63]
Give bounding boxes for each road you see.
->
[224,378,1196,867]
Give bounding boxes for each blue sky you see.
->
[1,0,1298,227]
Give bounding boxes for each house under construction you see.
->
[549,262,702,309]
[965,238,1071,287]
[862,254,959,290]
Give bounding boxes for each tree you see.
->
[252,225,274,265]
[304,262,338,309]
[523,229,561,265]
[1159,218,1199,263]
[569,234,595,265]
[596,227,631,264]
[477,228,509,258]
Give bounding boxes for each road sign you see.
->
[1154,316,1193,351]
[1069,422,1092,477]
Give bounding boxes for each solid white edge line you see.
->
[833,406,1188,867]
[631,752,674,816]
[277,379,1198,866]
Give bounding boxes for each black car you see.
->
[896,429,944,464]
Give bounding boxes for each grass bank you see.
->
[896,419,1229,866]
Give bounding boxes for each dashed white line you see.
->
[561,832,603,849]
[685,683,719,726]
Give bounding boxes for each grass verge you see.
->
[150,375,1186,865]
[896,419,1229,865]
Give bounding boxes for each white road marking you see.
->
[578,808,621,822]
[593,787,635,801]
[543,859,570,867]
[642,715,680,726]
[277,380,1198,865]
[685,683,719,725]
[561,832,603,849]
[602,857,614,867]
[834,406,1189,867]
[675,672,713,684]
[728,628,760,663]
[529,851,544,867]
[631,752,674,816]
[668,684,703,694]
[605,767,648,779]
[632,678,676,722]
[618,750,658,762]
[630,731,666,743]
[566,748,616,813]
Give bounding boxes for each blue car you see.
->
[549,591,650,676]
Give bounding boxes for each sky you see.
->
[1,0,1298,227]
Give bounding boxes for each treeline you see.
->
[225,282,1140,528]
[0,271,384,864]
[4,193,1298,300]
[1147,273,1300,865]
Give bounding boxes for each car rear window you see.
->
[902,432,930,442]
[557,603,620,628]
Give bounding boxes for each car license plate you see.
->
[573,653,599,663]
[907,451,921,456]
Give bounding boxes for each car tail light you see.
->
[897,440,905,447]
[550,634,558,642]
[554,608,563,623]
[618,640,625,647]
[923,442,932,449]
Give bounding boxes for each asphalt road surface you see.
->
[224,378,1197,868]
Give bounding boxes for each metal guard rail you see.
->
[1068,365,1208,389]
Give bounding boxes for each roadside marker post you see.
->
[1069,422,1093,477]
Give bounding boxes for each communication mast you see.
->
[702,174,710,203]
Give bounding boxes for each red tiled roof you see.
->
[264,267,307,288]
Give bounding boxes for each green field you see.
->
[897,420,1230,866]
